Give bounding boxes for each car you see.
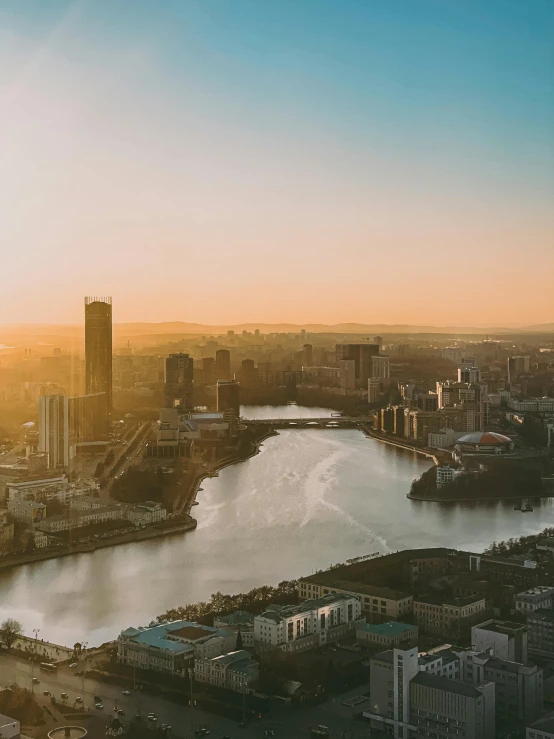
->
[43,690,50,696]
[95,702,104,709]
[117,709,125,715]
[148,712,157,718]
[122,690,131,696]
[32,677,40,684]
[75,697,83,703]
[61,693,69,699]
[69,662,78,668]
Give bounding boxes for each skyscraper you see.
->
[217,379,240,424]
[38,394,73,469]
[215,349,232,380]
[164,353,194,409]
[85,297,112,422]
[336,343,380,387]
[507,355,530,385]
[371,355,390,380]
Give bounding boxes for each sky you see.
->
[0,0,553,327]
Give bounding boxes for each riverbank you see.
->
[407,490,554,502]
[0,516,198,571]
[184,427,278,514]
[360,424,444,465]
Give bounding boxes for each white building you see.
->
[508,398,554,412]
[254,593,362,653]
[194,650,259,693]
[428,429,464,448]
[471,620,528,664]
[436,466,457,487]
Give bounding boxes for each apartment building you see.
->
[413,594,487,637]
[7,499,47,524]
[527,715,554,739]
[254,593,362,653]
[194,650,259,694]
[36,506,118,533]
[409,673,495,739]
[7,476,99,504]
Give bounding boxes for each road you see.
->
[0,653,372,738]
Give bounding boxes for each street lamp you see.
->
[31,628,40,692]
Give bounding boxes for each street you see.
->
[0,652,371,738]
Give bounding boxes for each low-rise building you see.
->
[527,608,554,657]
[413,594,487,637]
[194,650,259,693]
[117,620,236,675]
[36,505,118,533]
[356,621,418,649]
[516,586,554,615]
[254,593,362,653]
[213,611,255,648]
[125,501,167,525]
[7,499,47,524]
[471,619,528,663]
[418,647,461,680]
[299,579,412,623]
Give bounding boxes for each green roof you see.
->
[357,621,416,637]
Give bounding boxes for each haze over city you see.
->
[1,0,553,326]
[1,2,554,737]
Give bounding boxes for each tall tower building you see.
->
[85,297,112,421]
[217,380,240,432]
[336,343,380,387]
[215,349,232,381]
[371,355,390,380]
[38,394,73,469]
[302,344,313,367]
[164,353,194,410]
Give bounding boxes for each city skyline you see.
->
[1,0,552,326]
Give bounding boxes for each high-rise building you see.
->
[508,355,531,385]
[84,297,112,423]
[215,349,232,381]
[38,394,73,469]
[201,357,215,386]
[371,355,390,380]
[368,378,381,403]
[68,392,109,443]
[164,353,194,410]
[374,335,383,347]
[217,380,240,427]
[336,343,379,387]
[302,344,313,367]
[339,359,356,391]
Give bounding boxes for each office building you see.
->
[471,620,528,663]
[458,366,482,383]
[516,587,554,615]
[38,394,73,469]
[201,356,215,385]
[254,593,362,653]
[413,594,487,638]
[164,353,194,410]
[364,646,419,738]
[508,355,530,385]
[215,349,232,381]
[368,377,381,403]
[527,608,554,657]
[84,296,112,419]
[371,355,390,380]
[339,359,356,391]
[336,343,380,388]
[216,379,240,420]
[68,392,109,443]
[410,673,495,739]
[194,650,259,693]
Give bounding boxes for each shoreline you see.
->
[0,518,198,571]
[360,425,442,465]
[407,491,554,503]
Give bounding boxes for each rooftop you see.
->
[474,619,527,635]
[528,608,554,622]
[415,593,485,608]
[411,672,485,698]
[170,625,216,641]
[119,620,219,653]
[528,714,554,733]
[357,622,415,637]
[215,610,255,626]
[324,579,411,601]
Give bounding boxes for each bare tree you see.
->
[0,618,23,649]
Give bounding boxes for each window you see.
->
[320,613,326,630]
[348,604,353,621]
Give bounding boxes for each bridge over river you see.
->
[243,416,365,428]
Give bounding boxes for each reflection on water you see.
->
[1,406,553,646]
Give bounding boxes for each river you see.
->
[2,404,554,647]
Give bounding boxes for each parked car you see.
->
[75,696,83,703]
[95,702,104,709]
[32,677,39,684]
[69,662,78,668]
[122,690,131,696]
[61,693,69,699]
[43,690,50,696]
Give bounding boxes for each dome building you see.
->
[454,431,514,457]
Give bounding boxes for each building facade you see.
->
[194,650,259,693]
[164,353,194,410]
[84,296,112,419]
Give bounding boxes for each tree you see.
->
[0,618,23,649]
[236,629,243,650]
[94,461,105,478]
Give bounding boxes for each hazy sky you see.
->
[1,0,553,326]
